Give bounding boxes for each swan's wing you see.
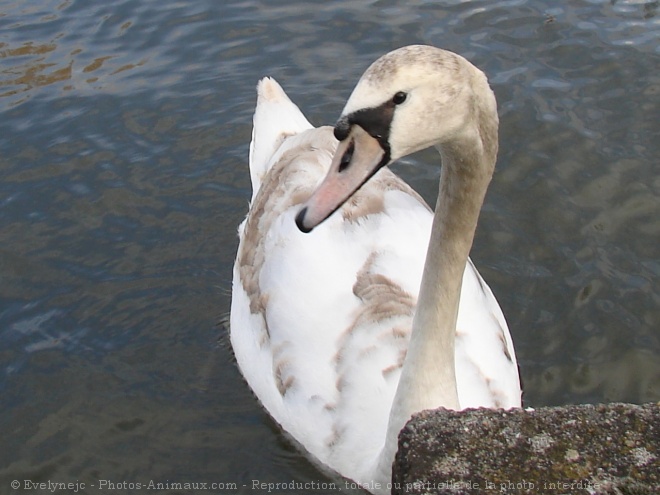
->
[233,126,349,458]
[249,77,313,201]
[455,261,521,409]
[232,123,436,482]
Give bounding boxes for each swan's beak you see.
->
[296,125,386,233]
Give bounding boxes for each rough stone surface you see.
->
[392,403,659,494]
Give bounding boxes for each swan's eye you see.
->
[392,91,407,105]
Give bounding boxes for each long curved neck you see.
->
[374,117,498,486]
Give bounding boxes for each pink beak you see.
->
[296,125,386,232]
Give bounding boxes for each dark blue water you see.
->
[1,0,658,493]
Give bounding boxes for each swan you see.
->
[231,45,521,494]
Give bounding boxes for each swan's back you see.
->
[230,78,520,485]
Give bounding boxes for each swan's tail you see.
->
[249,77,313,197]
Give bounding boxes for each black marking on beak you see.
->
[295,207,312,233]
[338,140,355,173]
[334,117,351,141]
[333,99,396,158]
[296,98,401,234]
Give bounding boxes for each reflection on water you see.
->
[1,1,139,107]
[1,0,658,492]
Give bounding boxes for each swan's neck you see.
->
[375,121,497,484]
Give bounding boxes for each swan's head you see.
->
[296,45,497,233]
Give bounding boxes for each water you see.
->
[1,0,658,492]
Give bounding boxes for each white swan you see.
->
[231,45,521,494]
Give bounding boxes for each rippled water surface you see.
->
[1,0,658,492]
